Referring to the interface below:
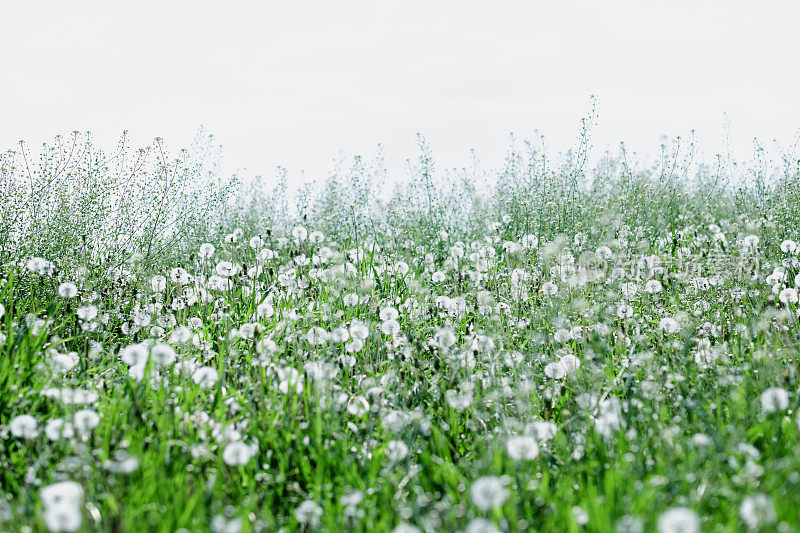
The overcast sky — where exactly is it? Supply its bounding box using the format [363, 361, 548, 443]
[1, 0, 798, 184]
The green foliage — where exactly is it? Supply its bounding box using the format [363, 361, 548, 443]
[0, 129, 237, 281]
[0, 127, 800, 531]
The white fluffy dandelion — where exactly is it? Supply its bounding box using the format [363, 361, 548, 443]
[222, 441, 257, 466]
[192, 366, 219, 388]
[305, 326, 329, 346]
[645, 279, 663, 294]
[385, 440, 409, 462]
[57, 282, 78, 298]
[739, 494, 776, 530]
[657, 507, 699, 533]
[198, 243, 216, 259]
[506, 435, 540, 460]
[470, 476, 509, 511]
[39, 481, 84, 532]
[294, 500, 322, 528]
[9, 414, 39, 439]
[760, 387, 789, 414]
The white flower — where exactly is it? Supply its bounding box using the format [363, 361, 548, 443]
[50, 352, 79, 373]
[615, 515, 644, 533]
[645, 279, 663, 294]
[305, 326, 329, 346]
[42, 502, 82, 532]
[617, 303, 634, 319]
[150, 275, 167, 292]
[465, 518, 500, 533]
[506, 435, 540, 460]
[294, 500, 322, 527]
[620, 282, 639, 299]
[385, 440, 409, 462]
[131, 310, 152, 327]
[192, 366, 219, 388]
[470, 476, 509, 511]
[554, 329, 573, 343]
[73, 409, 100, 436]
[382, 410, 411, 434]
[256, 301, 275, 319]
[170, 267, 192, 284]
[657, 507, 699, 533]
[211, 515, 243, 533]
[541, 281, 558, 296]
[120, 343, 149, 367]
[26, 257, 55, 276]
[198, 243, 215, 259]
[40, 481, 84, 510]
[348, 321, 369, 341]
[433, 327, 457, 348]
[256, 337, 278, 355]
[277, 367, 303, 395]
[544, 361, 566, 380]
[347, 395, 370, 416]
[780, 239, 797, 254]
[472, 334, 495, 353]
[596, 246, 613, 260]
[558, 354, 580, 374]
[691, 433, 712, 448]
[58, 282, 78, 298]
[525, 420, 557, 443]
[76, 305, 98, 321]
[345, 339, 363, 354]
[249, 235, 264, 250]
[445, 389, 473, 410]
[39, 481, 84, 532]
[778, 287, 798, 304]
[222, 441, 257, 466]
[572, 506, 589, 526]
[381, 319, 401, 336]
[330, 326, 350, 343]
[104, 450, 140, 475]
[169, 326, 193, 344]
[9, 414, 39, 439]
[258, 248, 275, 261]
[739, 494, 776, 530]
[760, 387, 789, 414]
[340, 490, 363, 507]
[379, 306, 399, 321]
[45, 419, 75, 441]
[659, 317, 681, 334]
[215, 261, 237, 277]
[150, 343, 177, 365]
[292, 226, 308, 243]
[595, 323, 611, 336]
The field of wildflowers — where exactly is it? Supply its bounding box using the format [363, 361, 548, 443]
[1, 129, 800, 532]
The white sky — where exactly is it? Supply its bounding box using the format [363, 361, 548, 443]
[1, 0, 799, 184]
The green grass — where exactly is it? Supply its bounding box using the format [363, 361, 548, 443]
[1, 131, 800, 532]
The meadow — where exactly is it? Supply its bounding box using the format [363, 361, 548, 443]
[1, 128, 800, 532]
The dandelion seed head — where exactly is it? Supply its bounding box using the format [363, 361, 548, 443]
[470, 476, 509, 511]
[58, 282, 78, 298]
[506, 435, 540, 460]
[657, 507, 699, 533]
